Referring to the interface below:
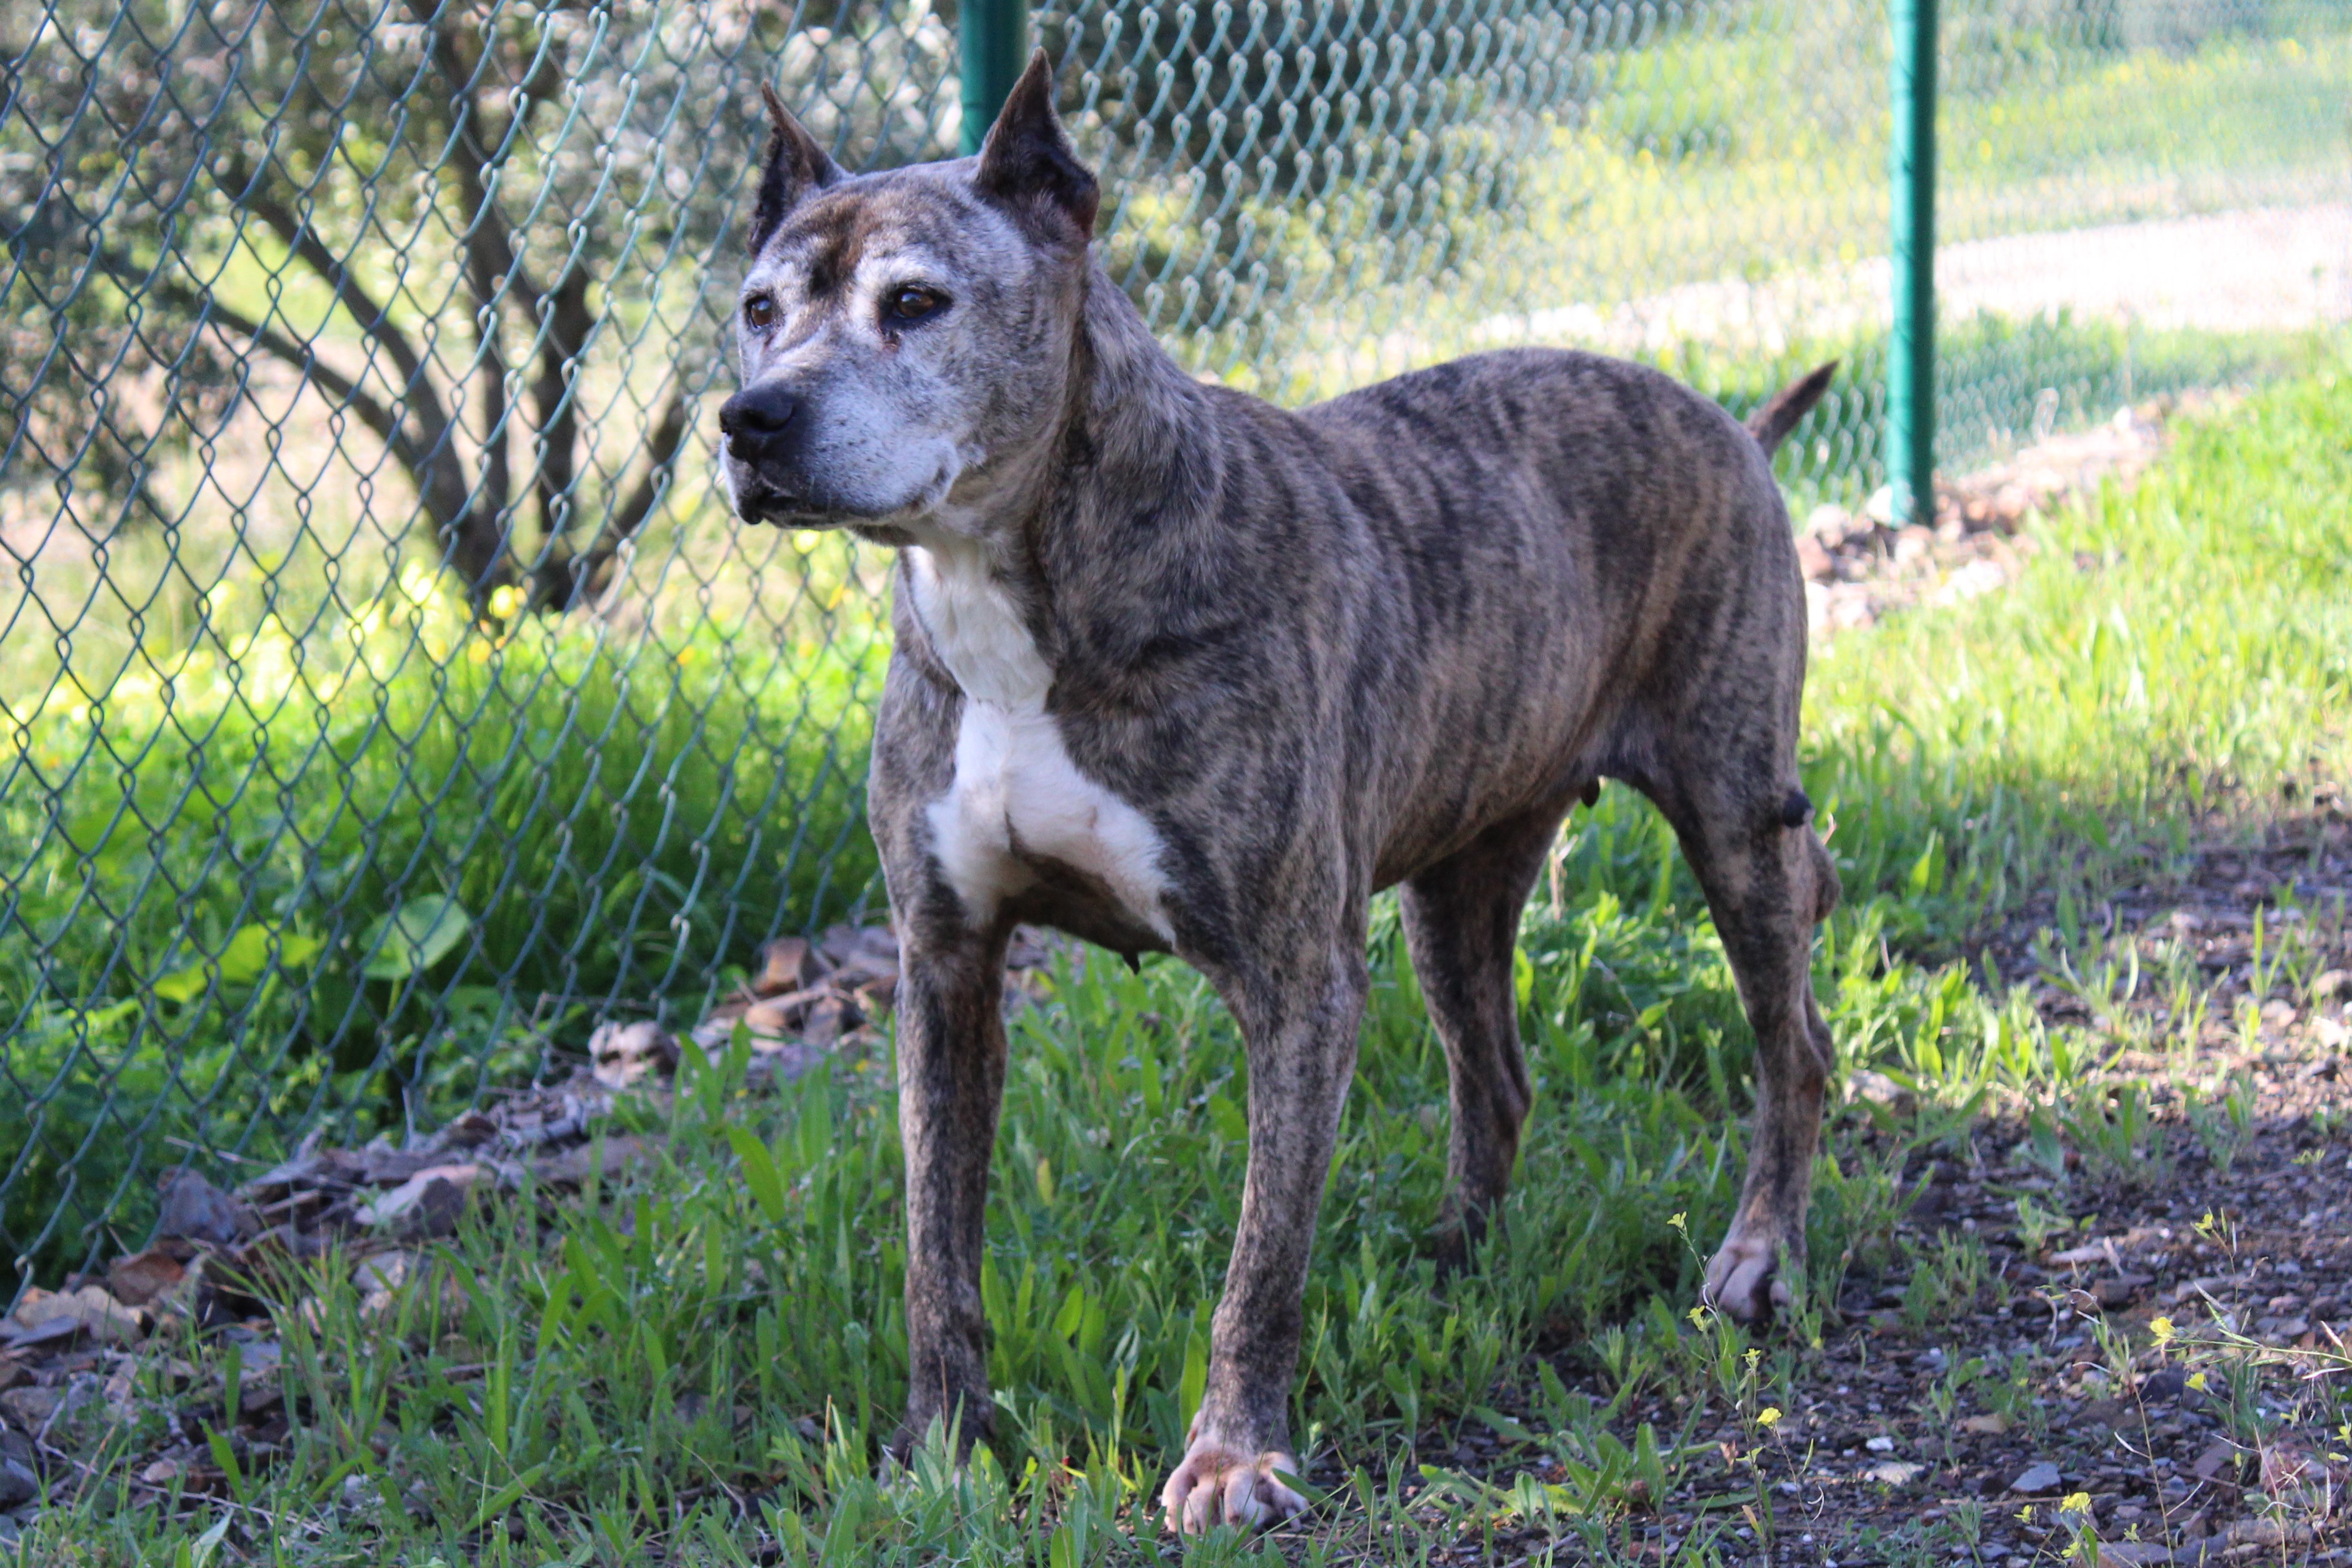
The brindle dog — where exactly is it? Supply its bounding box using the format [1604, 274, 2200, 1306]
[717, 54, 1841, 1534]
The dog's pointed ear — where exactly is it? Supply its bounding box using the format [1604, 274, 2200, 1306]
[974, 50, 1098, 242]
[748, 82, 841, 256]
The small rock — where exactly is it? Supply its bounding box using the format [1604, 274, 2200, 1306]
[1865, 1459, 1925, 1485]
[154, 1168, 257, 1244]
[2315, 1016, 2349, 1050]
[2223, 1517, 2307, 1549]
[1865, 1434, 1897, 1453]
[1960, 1412, 2010, 1435]
[2080, 1397, 2132, 1430]
[1845, 1068, 1916, 1115]
[2096, 1544, 2172, 1567]
[2191, 1439, 2237, 1482]
[2313, 968, 2349, 1001]
[2092, 1277, 2142, 1310]
[2260, 998, 2297, 1028]
[2138, 1367, 2186, 1403]
[0, 1457, 35, 1509]
[2009, 1460, 2063, 1494]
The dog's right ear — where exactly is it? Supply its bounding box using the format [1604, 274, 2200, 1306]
[748, 82, 841, 256]
[974, 50, 1098, 244]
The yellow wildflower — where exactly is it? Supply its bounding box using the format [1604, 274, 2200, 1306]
[2060, 1492, 2093, 1518]
[2149, 1316, 2175, 1344]
[1756, 1407, 1782, 1429]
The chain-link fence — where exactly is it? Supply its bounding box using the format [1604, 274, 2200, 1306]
[5, 0, 2348, 1295]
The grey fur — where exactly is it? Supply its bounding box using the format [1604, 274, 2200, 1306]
[717, 53, 1840, 1534]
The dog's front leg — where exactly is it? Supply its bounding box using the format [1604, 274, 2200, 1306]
[891, 924, 1011, 1461]
[1162, 944, 1368, 1534]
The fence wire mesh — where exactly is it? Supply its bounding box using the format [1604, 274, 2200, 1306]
[4, 0, 2348, 1293]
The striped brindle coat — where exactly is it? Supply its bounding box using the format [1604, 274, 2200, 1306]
[717, 54, 1842, 1534]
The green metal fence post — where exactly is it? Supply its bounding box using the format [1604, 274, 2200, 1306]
[1888, 0, 1936, 524]
[960, 0, 1029, 156]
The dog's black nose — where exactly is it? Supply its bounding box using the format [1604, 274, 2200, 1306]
[719, 382, 799, 459]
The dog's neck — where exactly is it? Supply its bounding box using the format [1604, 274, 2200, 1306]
[900, 262, 1217, 686]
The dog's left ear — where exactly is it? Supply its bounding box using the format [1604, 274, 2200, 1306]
[975, 50, 1098, 243]
[749, 82, 842, 256]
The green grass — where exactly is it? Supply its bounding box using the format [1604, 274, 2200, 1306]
[1179, 12, 2352, 408]
[18, 349, 2352, 1564]
[1, 579, 886, 1288]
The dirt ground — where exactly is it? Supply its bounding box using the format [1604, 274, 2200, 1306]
[1383, 804, 2352, 1566]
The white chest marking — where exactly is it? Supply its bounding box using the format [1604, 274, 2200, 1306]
[908, 541, 1174, 941]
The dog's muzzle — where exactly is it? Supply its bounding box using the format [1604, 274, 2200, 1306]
[718, 382, 821, 521]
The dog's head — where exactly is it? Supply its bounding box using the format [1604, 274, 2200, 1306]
[717, 52, 1098, 542]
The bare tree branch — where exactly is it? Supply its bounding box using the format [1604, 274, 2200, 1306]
[205, 159, 479, 545]
[112, 258, 452, 525]
[209, 158, 442, 415]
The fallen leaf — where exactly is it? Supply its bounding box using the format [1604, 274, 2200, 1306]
[107, 1249, 187, 1309]
[751, 936, 820, 993]
[1958, 1413, 2010, 1436]
[2049, 1240, 2118, 1267]
[531, 1134, 650, 1186]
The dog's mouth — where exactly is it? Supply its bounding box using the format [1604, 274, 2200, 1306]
[733, 483, 843, 529]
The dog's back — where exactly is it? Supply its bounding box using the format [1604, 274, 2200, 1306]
[1269, 348, 1813, 881]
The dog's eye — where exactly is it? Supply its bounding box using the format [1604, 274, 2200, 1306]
[886, 286, 945, 324]
[743, 296, 778, 330]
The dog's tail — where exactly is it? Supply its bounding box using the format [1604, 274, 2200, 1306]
[1744, 361, 1838, 455]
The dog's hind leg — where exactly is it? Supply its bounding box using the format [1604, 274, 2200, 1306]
[1399, 801, 1574, 1265]
[1643, 757, 1841, 1323]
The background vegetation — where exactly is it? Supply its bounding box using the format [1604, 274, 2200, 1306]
[20, 344, 2352, 1567]
[4, 0, 2347, 1310]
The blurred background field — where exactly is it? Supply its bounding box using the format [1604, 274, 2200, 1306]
[4, 0, 2350, 1293]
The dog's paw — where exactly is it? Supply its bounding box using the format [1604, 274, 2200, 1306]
[1160, 1437, 1306, 1535]
[1702, 1227, 1797, 1323]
